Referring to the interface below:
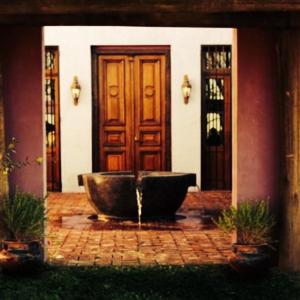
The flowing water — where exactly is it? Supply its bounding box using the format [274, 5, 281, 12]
[136, 187, 143, 228]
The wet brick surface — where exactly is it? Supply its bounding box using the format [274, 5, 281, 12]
[47, 192, 232, 266]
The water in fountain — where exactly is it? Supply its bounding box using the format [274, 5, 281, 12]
[136, 187, 143, 228]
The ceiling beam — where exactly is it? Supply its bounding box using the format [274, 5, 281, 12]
[0, 1, 298, 27]
[0, 12, 297, 28]
[1, 1, 300, 15]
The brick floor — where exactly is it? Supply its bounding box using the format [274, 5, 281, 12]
[47, 192, 232, 266]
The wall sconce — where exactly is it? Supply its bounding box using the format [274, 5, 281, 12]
[71, 76, 81, 105]
[181, 74, 192, 104]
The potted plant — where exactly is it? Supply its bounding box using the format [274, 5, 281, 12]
[0, 137, 44, 274]
[0, 190, 45, 273]
[214, 200, 276, 276]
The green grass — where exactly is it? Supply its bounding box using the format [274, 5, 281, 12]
[0, 264, 299, 300]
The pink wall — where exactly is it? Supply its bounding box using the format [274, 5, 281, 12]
[236, 29, 280, 208]
[1, 27, 44, 197]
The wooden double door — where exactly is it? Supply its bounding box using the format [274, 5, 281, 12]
[92, 46, 171, 173]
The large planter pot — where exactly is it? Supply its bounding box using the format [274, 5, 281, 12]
[0, 240, 43, 274]
[229, 244, 271, 277]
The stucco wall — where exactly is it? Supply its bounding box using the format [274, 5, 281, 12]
[236, 29, 280, 208]
[1, 27, 44, 197]
[44, 26, 232, 192]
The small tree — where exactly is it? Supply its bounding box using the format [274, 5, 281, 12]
[0, 137, 42, 175]
[0, 137, 43, 240]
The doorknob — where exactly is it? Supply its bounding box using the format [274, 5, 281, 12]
[134, 135, 140, 142]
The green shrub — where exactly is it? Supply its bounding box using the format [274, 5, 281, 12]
[214, 200, 276, 245]
[1, 190, 46, 241]
[0, 137, 43, 175]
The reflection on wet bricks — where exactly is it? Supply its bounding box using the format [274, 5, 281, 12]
[47, 192, 232, 266]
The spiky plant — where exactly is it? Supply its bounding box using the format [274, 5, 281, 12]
[215, 200, 276, 245]
[1, 190, 46, 241]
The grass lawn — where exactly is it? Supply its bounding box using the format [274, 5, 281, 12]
[0, 264, 299, 300]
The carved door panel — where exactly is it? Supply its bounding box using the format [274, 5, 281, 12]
[134, 55, 166, 171]
[98, 55, 132, 171]
[97, 50, 169, 172]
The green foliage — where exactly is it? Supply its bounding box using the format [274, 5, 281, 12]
[0, 265, 299, 300]
[215, 200, 276, 245]
[0, 137, 43, 175]
[1, 190, 46, 241]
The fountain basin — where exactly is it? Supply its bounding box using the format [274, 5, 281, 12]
[78, 171, 196, 218]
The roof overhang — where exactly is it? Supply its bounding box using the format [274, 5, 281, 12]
[0, 1, 300, 27]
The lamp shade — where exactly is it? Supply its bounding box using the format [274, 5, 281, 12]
[181, 75, 192, 104]
[71, 76, 81, 105]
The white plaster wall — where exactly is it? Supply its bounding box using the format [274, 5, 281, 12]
[44, 26, 232, 192]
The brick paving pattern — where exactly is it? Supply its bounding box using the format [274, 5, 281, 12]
[47, 192, 232, 266]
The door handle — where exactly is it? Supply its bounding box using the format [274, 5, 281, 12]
[134, 136, 140, 143]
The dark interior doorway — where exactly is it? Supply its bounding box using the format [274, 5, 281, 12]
[201, 45, 232, 190]
[45, 46, 61, 192]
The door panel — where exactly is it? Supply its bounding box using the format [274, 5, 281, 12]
[104, 61, 126, 124]
[134, 55, 166, 171]
[136, 58, 161, 124]
[98, 55, 132, 171]
[140, 131, 161, 146]
[140, 151, 161, 171]
[105, 151, 126, 171]
[95, 47, 170, 173]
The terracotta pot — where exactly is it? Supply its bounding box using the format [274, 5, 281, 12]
[229, 243, 271, 277]
[0, 240, 43, 274]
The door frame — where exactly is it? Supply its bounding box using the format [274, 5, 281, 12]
[91, 45, 171, 172]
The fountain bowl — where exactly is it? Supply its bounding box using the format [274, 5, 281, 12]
[78, 171, 196, 219]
